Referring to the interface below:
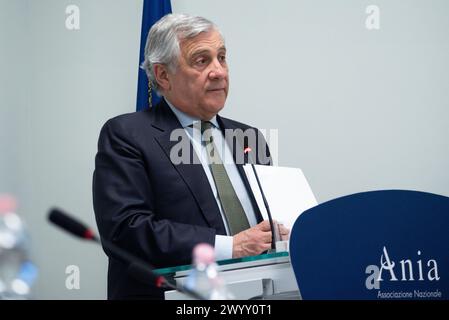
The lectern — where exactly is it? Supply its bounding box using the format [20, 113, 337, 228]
[155, 252, 300, 300]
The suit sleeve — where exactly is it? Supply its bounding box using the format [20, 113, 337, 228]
[92, 119, 216, 268]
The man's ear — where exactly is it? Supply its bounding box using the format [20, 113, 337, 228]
[153, 64, 170, 92]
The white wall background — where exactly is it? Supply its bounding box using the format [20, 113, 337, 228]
[1, 0, 448, 299]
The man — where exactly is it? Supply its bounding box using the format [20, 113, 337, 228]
[93, 13, 289, 299]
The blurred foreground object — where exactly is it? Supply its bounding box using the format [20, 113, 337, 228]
[185, 243, 234, 300]
[0, 195, 38, 299]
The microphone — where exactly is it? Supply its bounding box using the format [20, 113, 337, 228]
[48, 208, 98, 241]
[243, 147, 279, 250]
[47, 208, 206, 300]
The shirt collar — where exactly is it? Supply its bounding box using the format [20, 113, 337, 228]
[165, 98, 220, 129]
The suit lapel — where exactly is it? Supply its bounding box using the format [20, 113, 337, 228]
[152, 101, 226, 234]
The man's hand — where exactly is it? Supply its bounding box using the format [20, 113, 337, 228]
[232, 220, 272, 258]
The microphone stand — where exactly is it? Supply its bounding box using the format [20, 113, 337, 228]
[244, 148, 280, 251]
[100, 238, 207, 300]
[47, 209, 206, 300]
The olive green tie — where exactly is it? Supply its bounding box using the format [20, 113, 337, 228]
[201, 121, 250, 235]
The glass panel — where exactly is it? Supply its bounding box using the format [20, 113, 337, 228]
[153, 251, 289, 276]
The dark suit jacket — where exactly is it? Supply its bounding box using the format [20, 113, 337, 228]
[93, 99, 271, 299]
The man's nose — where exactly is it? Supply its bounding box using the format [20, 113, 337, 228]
[209, 59, 227, 79]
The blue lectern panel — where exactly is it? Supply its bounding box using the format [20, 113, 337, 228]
[289, 190, 449, 300]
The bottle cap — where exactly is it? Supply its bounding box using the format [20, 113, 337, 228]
[193, 243, 215, 265]
[0, 194, 17, 215]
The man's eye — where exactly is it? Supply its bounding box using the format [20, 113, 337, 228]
[219, 55, 226, 62]
[195, 58, 207, 65]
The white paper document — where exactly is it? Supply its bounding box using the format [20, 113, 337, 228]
[243, 165, 318, 230]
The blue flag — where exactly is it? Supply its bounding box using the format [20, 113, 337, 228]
[136, 0, 172, 111]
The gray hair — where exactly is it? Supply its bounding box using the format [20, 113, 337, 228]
[140, 14, 223, 94]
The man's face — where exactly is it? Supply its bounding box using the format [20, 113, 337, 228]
[165, 30, 229, 120]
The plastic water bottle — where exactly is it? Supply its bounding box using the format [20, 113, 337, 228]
[184, 243, 233, 300]
[0, 195, 38, 299]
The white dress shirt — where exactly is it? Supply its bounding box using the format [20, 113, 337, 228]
[165, 99, 258, 261]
